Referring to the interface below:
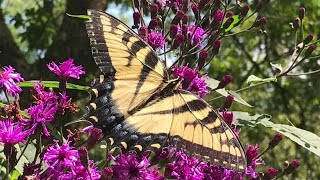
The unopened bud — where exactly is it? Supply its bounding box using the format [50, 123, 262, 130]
[139, 26, 148, 40]
[182, 14, 189, 24]
[223, 17, 234, 29]
[148, 19, 158, 31]
[78, 146, 89, 168]
[172, 34, 185, 49]
[262, 167, 278, 180]
[299, 7, 305, 20]
[169, 24, 178, 39]
[252, 17, 267, 27]
[241, 4, 250, 17]
[87, 128, 103, 149]
[303, 34, 314, 44]
[268, 133, 283, 148]
[305, 45, 316, 58]
[133, 12, 141, 29]
[293, 17, 300, 29]
[212, 40, 221, 56]
[198, 50, 208, 70]
[191, 3, 199, 18]
[150, 3, 159, 19]
[284, 160, 300, 175]
[226, 11, 234, 18]
[212, 10, 224, 30]
[172, 10, 184, 25]
[223, 95, 234, 110]
[101, 167, 113, 180]
[218, 75, 232, 89]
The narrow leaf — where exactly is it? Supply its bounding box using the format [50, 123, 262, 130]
[19, 81, 90, 91]
[270, 62, 283, 72]
[247, 75, 276, 84]
[205, 78, 252, 107]
[66, 13, 89, 19]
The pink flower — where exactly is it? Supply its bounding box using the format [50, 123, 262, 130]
[147, 29, 166, 50]
[47, 59, 85, 80]
[0, 66, 24, 96]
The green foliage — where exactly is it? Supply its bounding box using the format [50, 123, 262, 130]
[19, 81, 90, 91]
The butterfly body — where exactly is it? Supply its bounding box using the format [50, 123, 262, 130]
[84, 10, 247, 172]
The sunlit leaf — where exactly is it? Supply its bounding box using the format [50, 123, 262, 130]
[234, 111, 320, 157]
[270, 62, 283, 72]
[11, 170, 20, 180]
[66, 13, 89, 19]
[206, 78, 252, 107]
[247, 75, 276, 84]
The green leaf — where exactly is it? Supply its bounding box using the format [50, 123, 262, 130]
[11, 170, 20, 180]
[234, 111, 320, 157]
[19, 81, 90, 91]
[205, 78, 252, 107]
[270, 62, 283, 72]
[224, 15, 239, 32]
[247, 75, 276, 84]
[66, 13, 89, 19]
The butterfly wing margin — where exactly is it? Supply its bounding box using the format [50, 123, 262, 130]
[169, 90, 247, 172]
[85, 10, 168, 118]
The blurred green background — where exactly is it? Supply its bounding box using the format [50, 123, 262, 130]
[0, 0, 319, 179]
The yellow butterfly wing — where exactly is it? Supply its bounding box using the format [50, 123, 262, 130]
[84, 10, 247, 172]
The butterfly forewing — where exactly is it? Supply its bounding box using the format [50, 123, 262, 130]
[84, 10, 247, 172]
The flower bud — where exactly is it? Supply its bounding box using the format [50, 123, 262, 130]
[217, 75, 232, 89]
[172, 34, 185, 49]
[78, 146, 89, 168]
[150, 3, 159, 19]
[156, 0, 165, 15]
[241, 4, 250, 17]
[133, 12, 141, 29]
[212, 10, 224, 30]
[139, 26, 148, 40]
[148, 19, 158, 31]
[212, 39, 221, 56]
[303, 34, 314, 44]
[169, 24, 178, 39]
[223, 95, 234, 110]
[198, 50, 208, 70]
[101, 167, 113, 180]
[223, 17, 234, 29]
[165, 163, 174, 177]
[262, 167, 278, 180]
[87, 128, 103, 149]
[284, 159, 300, 175]
[304, 45, 316, 58]
[172, 10, 185, 25]
[252, 17, 267, 27]
[293, 17, 300, 29]
[299, 7, 305, 20]
[199, 0, 210, 10]
[182, 14, 189, 24]
[226, 11, 234, 18]
[268, 133, 283, 148]
[191, 3, 199, 18]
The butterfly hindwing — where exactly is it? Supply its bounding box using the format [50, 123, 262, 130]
[85, 10, 168, 119]
[170, 90, 247, 172]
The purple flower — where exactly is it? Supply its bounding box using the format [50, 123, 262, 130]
[165, 0, 183, 9]
[31, 80, 58, 104]
[47, 59, 85, 80]
[172, 65, 210, 98]
[87, 128, 103, 149]
[110, 151, 163, 179]
[0, 66, 24, 96]
[21, 102, 57, 136]
[43, 140, 79, 178]
[147, 29, 166, 50]
[222, 110, 234, 126]
[0, 120, 30, 144]
[59, 161, 101, 180]
[246, 144, 259, 162]
[188, 25, 207, 48]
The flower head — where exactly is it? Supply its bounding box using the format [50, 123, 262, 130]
[188, 25, 207, 48]
[0, 120, 30, 144]
[47, 59, 85, 80]
[21, 102, 57, 136]
[268, 133, 283, 148]
[246, 144, 259, 162]
[0, 66, 24, 96]
[147, 29, 166, 50]
[31, 80, 58, 104]
[222, 110, 234, 126]
[110, 151, 163, 179]
[43, 140, 79, 178]
[59, 161, 101, 180]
